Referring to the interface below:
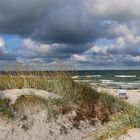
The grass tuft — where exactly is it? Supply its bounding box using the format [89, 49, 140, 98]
[0, 98, 13, 118]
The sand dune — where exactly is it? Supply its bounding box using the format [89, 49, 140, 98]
[0, 88, 101, 140]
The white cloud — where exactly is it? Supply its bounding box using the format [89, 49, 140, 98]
[109, 24, 140, 45]
[0, 37, 8, 54]
[131, 56, 140, 62]
[84, 0, 140, 19]
[20, 39, 50, 58]
[0, 37, 5, 47]
[71, 54, 88, 62]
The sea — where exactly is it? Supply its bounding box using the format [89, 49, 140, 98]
[72, 70, 140, 89]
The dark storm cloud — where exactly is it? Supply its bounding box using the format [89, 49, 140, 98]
[0, 0, 140, 44]
[0, 52, 16, 61]
[0, 0, 140, 68]
[0, 0, 109, 44]
[31, 11, 105, 44]
[0, 0, 61, 35]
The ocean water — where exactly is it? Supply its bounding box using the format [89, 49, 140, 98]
[72, 70, 140, 89]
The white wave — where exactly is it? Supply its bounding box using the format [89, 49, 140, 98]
[85, 75, 101, 78]
[71, 76, 79, 79]
[100, 79, 114, 84]
[72, 75, 101, 79]
[115, 75, 136, 78]
[74, 80, 92, 83]
[71, 75, 87, 79]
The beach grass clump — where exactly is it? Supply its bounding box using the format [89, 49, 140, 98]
[89, 95, 140, 140]
[0, 98, 13, 118]
[121, 105, 140, 128]
[12, 95, 48, 110]
[45, 74, 111, 124]
[98, 92, 133, 114]
[11, 95, 48, 119]
[73, 86, 110, 124]
[0, 76, 49, 90]
[0, 71, 75, 91]
[92, 120, 130, 140]
[12, 94, 72, 119]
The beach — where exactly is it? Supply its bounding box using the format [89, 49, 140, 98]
[98, 87, 140, 105]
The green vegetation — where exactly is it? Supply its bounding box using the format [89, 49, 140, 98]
[99, 92, 132, 113]
[12, 94, 71, 118]
[87, 94, 140, 140]
[0, 98, 13, 117]
[0, 72, 110, 124]
[0, 72, 140, 139]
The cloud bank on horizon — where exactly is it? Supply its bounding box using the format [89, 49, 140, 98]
[0, 0, 140, 70]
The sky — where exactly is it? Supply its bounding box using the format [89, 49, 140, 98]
[0, 0, 140, 70]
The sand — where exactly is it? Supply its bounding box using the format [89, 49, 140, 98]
[0, 88, 101, 140]
[0, 88, 60, 104]
[109, 128, 140, 140]
[97, 87, 140, 105]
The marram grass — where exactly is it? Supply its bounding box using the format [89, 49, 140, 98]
[1, 71, 140, 139]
